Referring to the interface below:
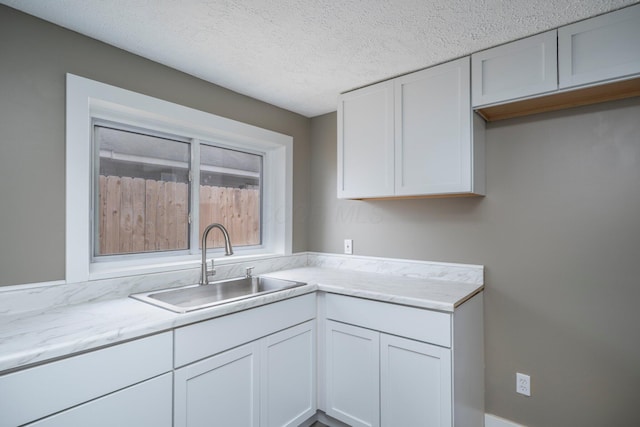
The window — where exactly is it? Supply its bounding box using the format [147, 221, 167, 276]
[94, 124, 191, 256]
[66, 74, 292, 283]
[93, 123, 264, 259]
[198, 144, 262, 249]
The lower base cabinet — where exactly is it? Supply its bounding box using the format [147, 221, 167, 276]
[174, 320, 316, 427]
[325, 320, 451, 427]
[27, 373, 173, 427]
[380, 334, 451, 427]
[2, 291, 481, 427]
[323, 293, 483, 427]
[325, 321, 380, 427]
[0, 332, 173, 427]
[261, 322, 317, 427]
[174, 342, 260, 427]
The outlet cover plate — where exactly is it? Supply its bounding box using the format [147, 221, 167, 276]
[516, 372, 531, 396]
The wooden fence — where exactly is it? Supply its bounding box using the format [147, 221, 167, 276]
[98, 175, 260, 255]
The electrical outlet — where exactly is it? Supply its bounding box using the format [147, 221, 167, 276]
[517, 373, 531, 396]
[344, 239, 353, 255]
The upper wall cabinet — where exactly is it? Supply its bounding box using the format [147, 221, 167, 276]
[338, 57, 485, 199]
[395, 57, 484, 196]
[474, 4, 640, 122]
[559, 4, 640, 89]
[472, 30, 558, 107]
[337, 81, 394, 199]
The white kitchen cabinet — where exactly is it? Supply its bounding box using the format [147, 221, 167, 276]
[559, 4, 640, 89]
[0, 332, 173, 427]
[175, 320, 317, 427]
[323, 293, 484, 427]
[27, 373, 172, 427]
[394, 57, 484, 196]
[472, 30, 558, 106]
[174, 294, 315, 368]
[337, 81, 395, 199]
[261, 321, 317, 427]
[337, 57, 485, 199]
[173, 295, 317, 427]
[325, 320, 380, 427]
[380, 334, 451, 427]
[325, 321, 452, 427]
[174, 342, 261, 427]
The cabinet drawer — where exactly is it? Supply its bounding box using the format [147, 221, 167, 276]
[325, 294, 451, 347]
[27, 373, 173, 427]
[0, 331, 172, 427]
[175, 294, 316, 367]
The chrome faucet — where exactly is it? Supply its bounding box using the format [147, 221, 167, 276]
[200, 223, 234, 285]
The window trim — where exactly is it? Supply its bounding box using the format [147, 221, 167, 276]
[66, 74, 292, 284]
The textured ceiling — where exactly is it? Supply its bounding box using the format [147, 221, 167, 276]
[2, 0, 639, 117]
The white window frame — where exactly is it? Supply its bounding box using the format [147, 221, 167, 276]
[66, 74, 292, 283]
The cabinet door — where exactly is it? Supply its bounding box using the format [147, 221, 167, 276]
[338, 81, 394, 199]
[0, 332, 172, 427]
[472, 30, 558, 106]
[26, 373, 172, 427]
[261, 320, 316, 427]
[559, 4, 640, 88]
[394, 57, 473, 196]
[380, 334, 452, 427]
[325, 320, 380, 427]
[174, 342, 260, 427]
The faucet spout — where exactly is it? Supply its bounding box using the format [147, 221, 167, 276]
[200, 223, 234, 285]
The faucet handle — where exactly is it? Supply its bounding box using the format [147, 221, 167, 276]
[245, 266, 255, 278]
[209, 260, 216, 277]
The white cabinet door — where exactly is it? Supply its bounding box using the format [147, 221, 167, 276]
[337, 81, 395, 199]
[0, 332, 172, 427]
[325, 320, 380, 427]
[27, 373, 172, 427]
[380, 334, 452, 427]
[472, 30, 558, 106]
[394, 57, 476, 196]
[261, 320, 316, 427]
[174, 342, 260, 427]
[559, 4, 640, 88]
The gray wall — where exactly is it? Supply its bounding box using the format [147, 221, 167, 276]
[310, 99, 640, 426]
[0, 6, 310, 286]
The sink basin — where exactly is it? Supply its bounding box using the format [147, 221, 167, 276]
[130, 276, 306, 313]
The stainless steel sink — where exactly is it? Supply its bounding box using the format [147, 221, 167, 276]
[130, 276, 306, 313]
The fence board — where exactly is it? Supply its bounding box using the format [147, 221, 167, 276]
[105, 176, 121, 255]
[100, 176, 258, 255]
[132, 178, 146, 252]
[145, 179, 157, 252]
[176, 182, 188, 250]
[156, 181, 167, 250]
[165, 181, 177, 250]
[99, 176, 107, 255]
[119, 177, 133, 253]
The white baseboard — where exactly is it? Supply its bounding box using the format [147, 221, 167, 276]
[485, 413, 526, 427]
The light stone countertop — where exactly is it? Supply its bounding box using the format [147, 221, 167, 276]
[264, 267, 483, 311]
[0, 256, 483, 374]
